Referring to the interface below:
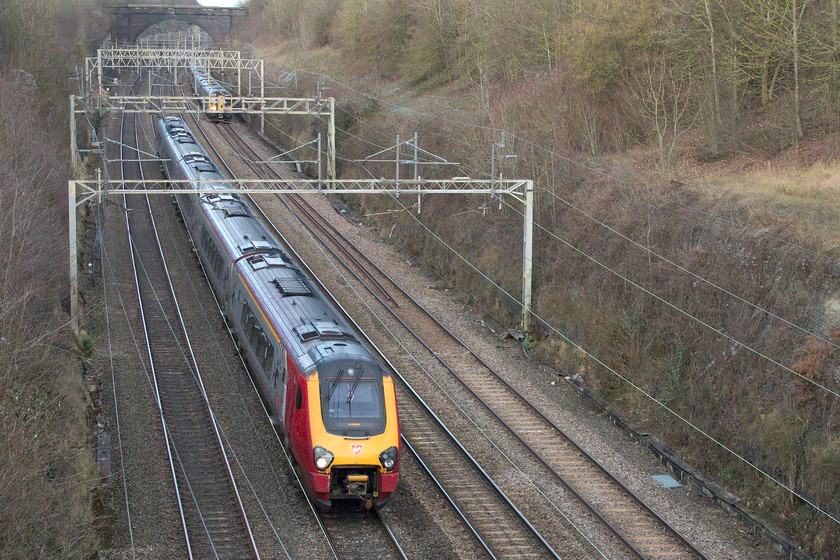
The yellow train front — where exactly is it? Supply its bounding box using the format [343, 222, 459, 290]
[286, 349, 400, 510]
[154, 114, 398, 512]
[204, 89, 231, 122]
[190, 63, 232, 122]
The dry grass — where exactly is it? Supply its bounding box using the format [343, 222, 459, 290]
[702, 160, 840, 206]
[0, 2, 103, 556]
[689, 160, 840, 255]
[238, 17, 840, 557]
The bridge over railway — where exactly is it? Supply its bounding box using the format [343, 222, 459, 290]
[110, 4, 247, 44]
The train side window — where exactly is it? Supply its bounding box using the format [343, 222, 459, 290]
[245, 314, 256, 340]
[256, 332, 267, 363]
[241, 303, 250, 326]
[250, 325, 261, 349]
[264, 343, 274, 369]
[278, 349, 287, 383]
[295, 385, 302, 410]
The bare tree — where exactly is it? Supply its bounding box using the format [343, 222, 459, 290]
[790, 0, 808, 139]
[627, 54, 698, 177]
[738, 0, 812, 139]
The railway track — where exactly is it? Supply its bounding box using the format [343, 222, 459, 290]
[163, 76, 413, 560]
[318, 508, 407, 560]
[207, 120, 712, 560]
[116, 73, 259, 559]
[177, 114, 558, 559]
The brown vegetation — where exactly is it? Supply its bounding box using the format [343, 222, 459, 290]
[239, 0, 840, 556]
[0, 0, 105, 557]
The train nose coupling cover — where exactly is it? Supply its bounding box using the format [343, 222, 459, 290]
[346, 474, 369, 495]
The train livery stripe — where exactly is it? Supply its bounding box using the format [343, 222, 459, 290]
[238, 272, 283, 347]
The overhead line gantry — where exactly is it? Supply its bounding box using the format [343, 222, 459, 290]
[69, 43, 536, 341]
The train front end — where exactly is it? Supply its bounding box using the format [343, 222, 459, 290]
[299, 352, 400, 510]
[205, 89, 231, 122]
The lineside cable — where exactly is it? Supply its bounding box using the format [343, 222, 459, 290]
[386, 191, 840, 526]
[302, 112, 840, 388]
[282, 186, 611, 559]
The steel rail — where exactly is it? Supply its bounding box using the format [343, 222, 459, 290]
[169, 79, 340, 560]
[220, 122, 710, 560]
[117, 74, 194, 559]
[206, 120, 561, 560]
[295, 210, 710, 559]
[398, 436, 495, 559]
[300, 209, 709, 558]
[144, 72, 261, 560]
[174, 80, 402, 560]
[214, 123, 399, 309]
[129, 77, 219, 560]
[185, 105, 406, 560]
[117, 71, 259, 559]
[242, 181, 558, 559]
[150, 83, 325, 560]
[173, 97, 539, 557]
[253, 191, 561, 559]
[172, 102, 343, 560]
[317, 508, 408, 560]
[374, 508, 410, 560]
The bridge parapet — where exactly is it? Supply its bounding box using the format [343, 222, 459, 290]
[110, 5, 247, 44]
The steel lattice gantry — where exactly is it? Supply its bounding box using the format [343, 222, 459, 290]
[70, 92, 336, 181]
[68, 178, 535, 334]
[85, 47, 262, 97]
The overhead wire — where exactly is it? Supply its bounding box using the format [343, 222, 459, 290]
[137, 101, 294, 557]
[304, 103, 840, 367]
[279, 180, 611, 559]
[535, 185, 840, 351]
[259, 65, 840, 522]
[170, 73, 338, 556]
[171, 75, 303, 554]
[383, 190, 840, 527]
[121, 81, 221, 556]
[96, 72, 265, 558]
[99, 207, 137, 560]
[266, 84, 840, 523]
[497, 195, 840, 398]
[282, 69, 840, 264]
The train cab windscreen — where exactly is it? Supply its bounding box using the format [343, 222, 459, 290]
[320, 363, 386, 437]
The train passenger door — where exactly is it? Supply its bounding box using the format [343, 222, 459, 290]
[274, 347, 288, 425]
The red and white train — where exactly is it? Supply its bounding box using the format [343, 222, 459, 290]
[155, 116, 400, 509]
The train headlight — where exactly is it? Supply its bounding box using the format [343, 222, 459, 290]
[379, 446, 398, 472]
[313, 446, 334, 471]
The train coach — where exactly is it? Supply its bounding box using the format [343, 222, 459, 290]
[155, 115, 400, 509]
[189, 62, 232, 122]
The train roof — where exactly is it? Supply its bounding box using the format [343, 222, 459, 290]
[155, 116, 374, 374]
[157, 117, 206, 162]
[190, 63, 231, 96]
